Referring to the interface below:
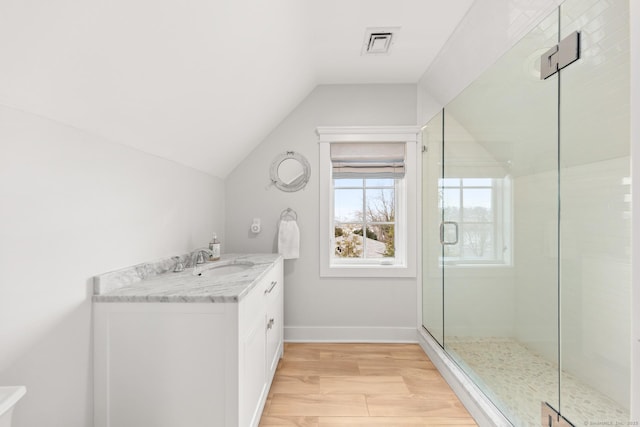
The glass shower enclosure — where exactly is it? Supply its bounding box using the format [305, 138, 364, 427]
[421, 1, 631, 426]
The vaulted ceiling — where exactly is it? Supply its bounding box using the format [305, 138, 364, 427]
[0, 0, 473, 178]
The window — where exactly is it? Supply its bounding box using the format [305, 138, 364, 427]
[440, 177, 511, 265]
[334, 177, 398, 261]
[317, 126, 418, 278]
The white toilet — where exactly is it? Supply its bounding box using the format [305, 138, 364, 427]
[0, 387, 26, 427]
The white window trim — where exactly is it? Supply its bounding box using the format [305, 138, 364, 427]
[317, 126, 419, 278]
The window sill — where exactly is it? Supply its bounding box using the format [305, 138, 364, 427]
[321, 263, 416, 278]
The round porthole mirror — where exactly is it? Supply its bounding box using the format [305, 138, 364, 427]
[270, 151, 310, 192]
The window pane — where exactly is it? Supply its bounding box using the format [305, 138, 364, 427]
[334, 224, 363, 258]
[462, 178, 492, 187]
[442, 188, 460, 222]
[440, 178, 460, 187]
[367, 224, 395, 258]
[443, 238, 461, 258]
[461, 223, 494, 259]
[334, 178, 363, 188]
[462, 188, 492, 222]
[366, 188, 395, 222]
[365, 178, 394, 187]
[335, 189, 363, 222]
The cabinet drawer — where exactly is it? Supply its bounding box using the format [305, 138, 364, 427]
[261, 260, 282, 302]
[238, 260, 282, 335]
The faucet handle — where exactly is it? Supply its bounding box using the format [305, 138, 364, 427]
[173, 256, 185, 272]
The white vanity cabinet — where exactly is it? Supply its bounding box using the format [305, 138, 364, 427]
[237, 259, 283, 426]
[93, 257, 283, 427]
[264, 271, 283, 376]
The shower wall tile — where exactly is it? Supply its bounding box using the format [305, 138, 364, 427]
[560, 158, 631, 410]
[560, 0, 631, 413]
[514, 156, 631, 411]
[513, 170, 558, 362]
[443, 275, 516, 338]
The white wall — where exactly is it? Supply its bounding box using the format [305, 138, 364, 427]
[0, 105, 225, 427]
[225, 84, 418, 342]
[631, 0, 640, 420]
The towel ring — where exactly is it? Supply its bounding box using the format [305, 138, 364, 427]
[280, 208, 297, 221]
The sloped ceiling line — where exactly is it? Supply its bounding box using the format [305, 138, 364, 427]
[0, 0, 473, 178]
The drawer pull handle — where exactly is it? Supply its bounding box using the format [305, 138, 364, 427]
[264, 281, 277, 295]
[266, 318, 275, 330]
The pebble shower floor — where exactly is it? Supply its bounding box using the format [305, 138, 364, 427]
[446, 338, 629, 427]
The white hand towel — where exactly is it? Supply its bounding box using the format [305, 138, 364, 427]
[278, 219, 300, 259]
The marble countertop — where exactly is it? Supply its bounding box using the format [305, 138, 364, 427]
[93, 253, 282, 303]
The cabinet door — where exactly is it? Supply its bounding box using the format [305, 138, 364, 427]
[238, 259, 283, 426]
[239, 309, 266, 427]
[94, 303, 231, 427]
[264, 260, 284, 378]
[265, 281, 282, 376]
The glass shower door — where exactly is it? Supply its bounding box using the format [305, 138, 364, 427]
[422, 111, 444, 346]
[558, 0, 631, 424]
[441, 9, 561, 426]
[421, 2, 633, 425]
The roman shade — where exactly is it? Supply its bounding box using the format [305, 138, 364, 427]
[330, 142, 406, 179]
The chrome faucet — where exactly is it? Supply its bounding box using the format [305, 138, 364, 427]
[190, 248, 214, 267]
[173, 249, 215, 273]
[172, 256, 185, 272]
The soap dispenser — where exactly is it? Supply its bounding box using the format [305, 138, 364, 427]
[209, 233, 221, 261]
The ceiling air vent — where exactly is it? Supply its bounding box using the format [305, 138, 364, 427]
[361, 27, 400, 55]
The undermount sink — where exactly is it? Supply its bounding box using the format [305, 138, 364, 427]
[0, 386, 26, 427]
[194, 262, 254, 277]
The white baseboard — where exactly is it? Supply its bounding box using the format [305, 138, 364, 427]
[284, 326, 418, 343]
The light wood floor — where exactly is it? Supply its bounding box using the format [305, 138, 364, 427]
[259, 343, 478, 427]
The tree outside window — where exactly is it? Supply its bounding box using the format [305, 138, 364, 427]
[333, 179, 396, 260]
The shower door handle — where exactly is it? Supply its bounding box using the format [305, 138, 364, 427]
[439, 221, 459, 245]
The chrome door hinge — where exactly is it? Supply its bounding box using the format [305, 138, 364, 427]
[541, 402, 575, 427]
[540, 31, 580, 79]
